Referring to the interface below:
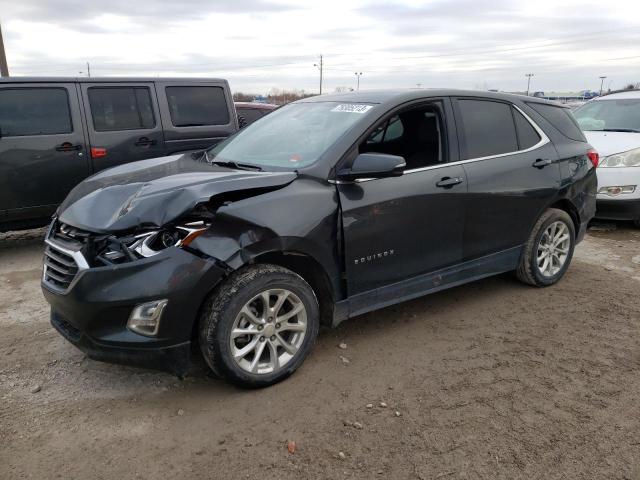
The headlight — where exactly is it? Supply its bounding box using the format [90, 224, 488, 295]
[100, 222, 209, 263]
[599, 147, 640, 168]
[130, 223, 209, 258]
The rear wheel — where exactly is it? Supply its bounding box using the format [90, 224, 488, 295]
[634, 219, 640, 229]
[517, 208, 576, 287]
[199, 264, 319, 388]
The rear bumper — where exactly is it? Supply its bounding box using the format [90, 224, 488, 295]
[595, 198, 640, 221]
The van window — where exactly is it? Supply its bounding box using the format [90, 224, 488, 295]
[0, 88, 72, 136]
[88, 87, 155, 132]
[526, 102, 586, 142]
[458, 99, 518, 159]
[166, 86, 230, 127]
[513, 108, 541, 149]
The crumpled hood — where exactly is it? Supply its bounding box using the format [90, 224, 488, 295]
[58, 154, 297, 233]
[583, 131, 640, 157]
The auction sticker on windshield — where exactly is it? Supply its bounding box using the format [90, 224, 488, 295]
[331, 104, 373, 113]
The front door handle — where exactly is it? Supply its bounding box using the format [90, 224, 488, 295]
[532, 158, 553, 168]
[55, 142, 83, 152]
[436, 176, 463, 188]
[134, 137, 157, 147]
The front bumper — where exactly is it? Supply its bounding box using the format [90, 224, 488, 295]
[42, 246, 228, 376]
[595, 198, 640, 221]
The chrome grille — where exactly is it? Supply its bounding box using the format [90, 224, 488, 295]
[43, 239, 88, 292]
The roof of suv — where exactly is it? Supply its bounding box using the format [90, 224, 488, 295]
[0, 76, 227, 84]
[299, 88, 564, 107]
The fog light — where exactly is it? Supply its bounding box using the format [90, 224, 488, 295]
[127, 299, 168, 337]
[598, 185, 636, 196]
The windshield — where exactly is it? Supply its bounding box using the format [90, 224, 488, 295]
[207, 102, 374, 169]
[573, 99, 640, 132]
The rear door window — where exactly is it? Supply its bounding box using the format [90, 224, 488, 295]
[0, 87, 72, 136]
[512, 108, 541, 149]
[88, 87, 155, 131]
[166, 86, 230, 127]
[526, 102, 586, 142]
[458, 99, 518, 159]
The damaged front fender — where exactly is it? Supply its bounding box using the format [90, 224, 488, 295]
[188, 177, 343, 299]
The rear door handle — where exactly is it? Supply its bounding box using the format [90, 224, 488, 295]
[532, 158, 553, 168]
[55, 142, 83, 152]
[436, 176, 464, 188]
[134, 137, 157, 147]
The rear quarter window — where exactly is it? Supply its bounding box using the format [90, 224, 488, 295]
[526, 102, 586, 142]
[166, 86, 230, 127]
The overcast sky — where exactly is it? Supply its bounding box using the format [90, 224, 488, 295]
[1, 0, 639, 94]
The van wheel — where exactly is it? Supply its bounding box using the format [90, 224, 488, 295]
[516, 208, 576, 287]
[199, 264, 319, 388]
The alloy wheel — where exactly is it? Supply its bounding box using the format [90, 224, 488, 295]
[229, 289, 307, 375]
[536, 221, 571, 278]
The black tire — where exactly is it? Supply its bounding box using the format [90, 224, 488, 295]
[199, 264, 319, 388]
[634, 219, 640, 229]
[516, 208, 576, 287]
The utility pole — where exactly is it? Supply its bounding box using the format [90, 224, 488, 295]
[525, 73, 534, 96]
[0, 23, 9, 77]
[314, 55, 323, 95]
[599, 76, 607, 96]
[86, 62, 91, 78]
[355, 72, 362, 91]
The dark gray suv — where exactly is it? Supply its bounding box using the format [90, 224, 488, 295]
[0, 77, 238, 232]
[42, 89, 598, 388]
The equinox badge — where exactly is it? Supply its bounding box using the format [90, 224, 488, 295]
[354, 249, 395, 265]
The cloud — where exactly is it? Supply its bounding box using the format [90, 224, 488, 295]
[1, 0, 639, 93]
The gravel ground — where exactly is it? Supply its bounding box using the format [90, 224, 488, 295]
[1, 223, 639, 479]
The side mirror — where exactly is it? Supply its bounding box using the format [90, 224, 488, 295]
[337, 153, 406, 181]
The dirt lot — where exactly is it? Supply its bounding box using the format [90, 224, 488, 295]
[1, 224, 639, 480]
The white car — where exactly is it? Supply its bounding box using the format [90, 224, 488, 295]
[574, 90, 640, 227]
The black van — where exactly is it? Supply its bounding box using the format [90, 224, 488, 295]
[0, 77, 238, 232]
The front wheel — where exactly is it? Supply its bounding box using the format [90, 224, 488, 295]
[199, 264, 319, 388]
[516, 208, 576, 287]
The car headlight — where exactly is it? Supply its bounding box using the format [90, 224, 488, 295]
[129, 223, 209, 258]
[599, 147, 640, 168]
[100, 222, 209, 263]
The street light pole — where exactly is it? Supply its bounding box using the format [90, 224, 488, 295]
[525, 73, 534, 96]
[0, 23, 9, 77]
[355, 72, 362, 91]
[599, 76, 607, 96]
[313, 55, 323, 95]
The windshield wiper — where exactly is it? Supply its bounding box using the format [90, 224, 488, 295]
[600, 128, 640, 133]
[211, 160, 263, 171]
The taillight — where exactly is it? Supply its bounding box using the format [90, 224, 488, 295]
[91, 147, 107, 159]
[587, 149, 599, 168]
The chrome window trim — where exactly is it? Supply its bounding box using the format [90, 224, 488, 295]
[329, 104, 550, 184]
